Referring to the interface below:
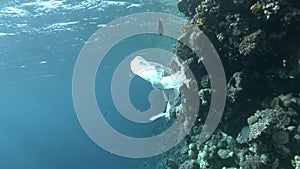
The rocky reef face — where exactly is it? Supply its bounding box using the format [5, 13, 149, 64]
[163, 0, 300, 168]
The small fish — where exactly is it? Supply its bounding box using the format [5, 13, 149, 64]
[157, 18, 163, 35]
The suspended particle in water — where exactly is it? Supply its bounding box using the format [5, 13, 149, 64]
[157, 18, 163, 35]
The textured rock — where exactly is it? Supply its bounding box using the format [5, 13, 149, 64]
[272, 131, 289, 145]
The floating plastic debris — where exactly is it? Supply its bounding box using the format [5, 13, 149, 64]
[130, 56, 190, 121]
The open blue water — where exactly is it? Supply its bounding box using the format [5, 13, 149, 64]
[0, 0, 182, 168]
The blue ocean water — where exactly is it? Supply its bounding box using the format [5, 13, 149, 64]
[0, 0, 182, 168]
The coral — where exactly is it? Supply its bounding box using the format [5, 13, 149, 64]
[196, 131, 237, 168]
[165, 158, 179, 169]
[217, 149, 234, 159]
[198, 88, 211, 105]
[162, 0, 300, 168]
[226, 72, 243, 103]
[248, 109, 273, 140]
[250, 0, 280, 19]
[179, 160, 200, 169]
[247, 105, 292, 141]
[238, 29, 265, 56]
[250, 3, 263, 15]
[196, 17, 206, 26]
[239, 155, 262, 169]
[164, 92, 300, 168]
[247, 116, 258, 125]
[292, 155, 300, 169]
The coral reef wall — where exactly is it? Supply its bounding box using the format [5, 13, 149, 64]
[163, 0, 300, 168]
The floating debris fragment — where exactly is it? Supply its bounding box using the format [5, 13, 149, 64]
[157, 18, 163, 35]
